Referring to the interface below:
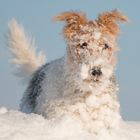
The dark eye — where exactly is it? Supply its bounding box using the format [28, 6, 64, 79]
[103, 44, 110, 50]
[80, 42, 88, 49]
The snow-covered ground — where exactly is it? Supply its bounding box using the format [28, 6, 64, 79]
[0, 107, 140, 140]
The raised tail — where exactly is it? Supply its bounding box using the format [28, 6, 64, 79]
[7, 19, 46, 82]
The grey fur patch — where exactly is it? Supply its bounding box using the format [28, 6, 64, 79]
[25, 63, 49, 110]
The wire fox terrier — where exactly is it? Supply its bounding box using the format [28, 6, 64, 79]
[7, 10, 127, 133]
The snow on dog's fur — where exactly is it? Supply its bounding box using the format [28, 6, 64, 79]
[7, 10, 128, 133]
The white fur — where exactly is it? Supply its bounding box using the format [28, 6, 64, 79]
[81, 64, 89, 79]
[93, 31, 101, 40]
[7, 19, 46, 82]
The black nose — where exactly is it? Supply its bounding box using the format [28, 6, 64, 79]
[91, 68, 102, 76]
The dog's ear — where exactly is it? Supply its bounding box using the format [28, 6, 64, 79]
[55, 11, 87, 25]
[54, 11, 87, 38]
[96, 9, 128, 36]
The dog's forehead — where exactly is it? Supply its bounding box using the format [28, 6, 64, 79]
[72, 24, 102, 42]
[80, 24, 101, 39]
[67, 21, 116, 46]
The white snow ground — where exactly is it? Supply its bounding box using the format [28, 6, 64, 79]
[0, 107, 140, 140]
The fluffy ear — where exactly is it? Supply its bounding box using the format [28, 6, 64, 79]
[55, 11, 87, 25]
[54, 11, 87, 38]
[96, 9, 128, 35]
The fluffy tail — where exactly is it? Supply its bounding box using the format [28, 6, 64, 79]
[7, 19, 46, 82]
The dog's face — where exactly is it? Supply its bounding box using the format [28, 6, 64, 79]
[55, 10, 127, 82]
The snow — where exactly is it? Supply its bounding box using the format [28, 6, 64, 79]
[92, 31, 101, 40]
[0, 107, 140, 140]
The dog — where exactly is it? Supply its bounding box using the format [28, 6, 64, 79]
[7, 10, 127, 133]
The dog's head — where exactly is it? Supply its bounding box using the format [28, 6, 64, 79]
[55, 10, 127, 82]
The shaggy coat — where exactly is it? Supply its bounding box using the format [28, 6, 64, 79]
[7, 10, 127, 133]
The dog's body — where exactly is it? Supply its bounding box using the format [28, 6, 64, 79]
[7, 10, 127, 133]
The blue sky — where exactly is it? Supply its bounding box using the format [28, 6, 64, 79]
[0, 0, 140, 121]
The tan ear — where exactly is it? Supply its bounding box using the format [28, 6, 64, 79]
[97, 9, 128, 35]
[55, 11, 87, 25]
[54, 11, 87, 38]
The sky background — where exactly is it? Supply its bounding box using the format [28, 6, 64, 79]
[0, 0, 140, 121]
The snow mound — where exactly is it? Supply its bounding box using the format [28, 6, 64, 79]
[0, 107, 140, 140]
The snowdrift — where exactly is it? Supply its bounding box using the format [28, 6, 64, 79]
[0, 107, 140, 140]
